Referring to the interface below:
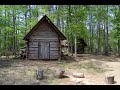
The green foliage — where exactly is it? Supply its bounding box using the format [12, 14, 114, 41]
[0, 5, 119, 55]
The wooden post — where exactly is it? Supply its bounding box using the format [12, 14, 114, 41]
[55, 68, 65, 78]
[36, 69, 43, 80]
[59, 40, 62, 60]
[105, 75, 114, 84]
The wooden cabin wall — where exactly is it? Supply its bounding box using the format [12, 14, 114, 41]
[28, 21, 60, 59]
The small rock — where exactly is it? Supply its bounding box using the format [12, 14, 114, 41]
[73, 73, 85, 78]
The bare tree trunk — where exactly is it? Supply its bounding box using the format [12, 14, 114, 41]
[24, 6, 27, 34]
[98, 23, 101, 53]
[118, 39, 120, 56]
[104, 6, 109, 56]
[89, 23, 92, 53]
[4, 6, 7, 51]
[0, 26, 2, 51]
[68, 33, 70, 54]
[74, 30, 77, 58]
[68, 5, 73, 56]
[118, 5, 120, 56]
[13, 10, 16, 55]
[88, 5, 94, 54]
[28, 5, 32, 29]
[71, 33, 73, 56]
[56, 5, 61, 30]
[96, 22, 100, 54]
[91, 24, 94, 53]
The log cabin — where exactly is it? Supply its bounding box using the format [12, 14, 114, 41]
[61, 38, 87, 54]
[23, 15, 66, 60]
[77, 38, 87, 54]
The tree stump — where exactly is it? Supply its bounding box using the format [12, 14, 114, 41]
[36, 69, 43, 80]
[55, 68, 65, 78]
[105, 75, 114, 84]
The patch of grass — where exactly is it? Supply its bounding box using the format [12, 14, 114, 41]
[47, 77, 58, 84]
[78, 62, 105, 73]
[44, 67, 55, 74]
[54, 60, 68, 68]
[66, 62, 105, 73]
[55, 60, 67, 64]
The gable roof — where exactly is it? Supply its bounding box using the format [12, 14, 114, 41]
[79, 38, 87, 46]
[23, 15, 66, 40]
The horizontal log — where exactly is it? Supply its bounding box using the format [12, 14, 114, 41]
[50, 48, 59, 51]
[29, 39, 59, 42]
[32, 31, 57, 35]
[29, 46, 38, 48]
[29, 50, 38, 54]
[50, 55, 59, 59]
[50, 51, 59, 56]
[73, 73, 85, 78]
[29, 48, 38, 51]
[29, 54, 38, 59]
[50, 42, 59, 47]
[31, 34, 58, 38]
[29, 42, 38, 47]
[30, 38, 58, 40]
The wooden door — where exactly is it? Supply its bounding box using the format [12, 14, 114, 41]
[39, 42, 50, 59]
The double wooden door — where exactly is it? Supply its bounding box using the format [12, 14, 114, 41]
[39, 42, 50, 59]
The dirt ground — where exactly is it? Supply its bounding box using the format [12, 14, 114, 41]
[0, 54, 120, 85]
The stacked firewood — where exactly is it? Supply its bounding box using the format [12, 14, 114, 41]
[19, 48, 27, 59]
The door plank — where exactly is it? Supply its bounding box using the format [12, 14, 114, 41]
[39, 42, 50, 59]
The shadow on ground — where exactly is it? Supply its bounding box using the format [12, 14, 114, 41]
[0, 60, 13, 68]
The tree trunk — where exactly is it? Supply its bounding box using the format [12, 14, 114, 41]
[74, 30, 77, 58]
[91, 24, 94, 53]
[28, 5, 32, 29]
[89, 22, 92, 53]
[104, 6, 109, 56]
[13, 10, 16, 55]
[24, 6, 28, 34]
[71, 33, 73, 56]
[118, 5, 120, 56]
[0, 26, 2, 51]
[96, 22, 100, 54]
[89, 6, 92, 54]
[68, 5, 73, 55]
[118, 40, 120, 56]
[4, 6, 7, 51]
[56, 6, 61, 30]
[68, 33, 70, 54]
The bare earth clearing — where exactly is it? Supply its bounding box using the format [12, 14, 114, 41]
[0, 54, 120, 85]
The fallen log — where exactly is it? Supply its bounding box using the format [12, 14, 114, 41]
[73, 73, 85, 78]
